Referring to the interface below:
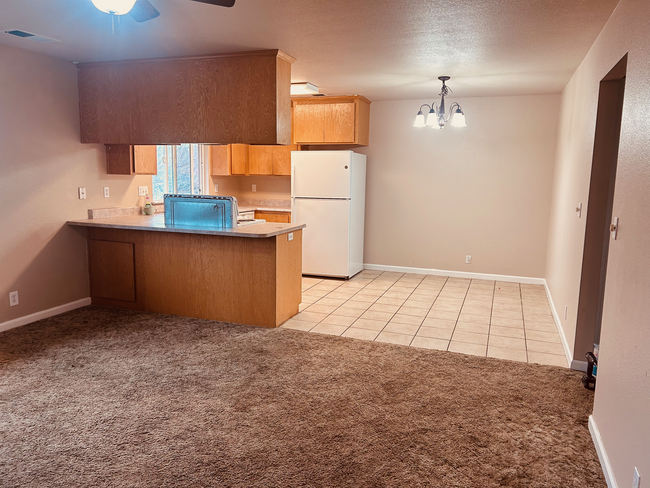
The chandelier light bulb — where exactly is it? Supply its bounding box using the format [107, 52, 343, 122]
[91, 0, 137, 15]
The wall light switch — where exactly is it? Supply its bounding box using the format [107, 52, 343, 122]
[576, 203, 582, 218]
[78, 187, 86, 200]
[214, 184, 218, 193]
[465, 255, 472, 264]
[252, 184, 257, 192]
[103, 186, 110, 198]
[9, 291, 19, 307]
[138, 186, 148, 197]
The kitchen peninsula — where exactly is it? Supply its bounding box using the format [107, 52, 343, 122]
[68, 214, 304, 328]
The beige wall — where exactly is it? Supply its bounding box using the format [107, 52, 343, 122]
[355, 95, 560, 278]
[545, 0, 650, 484]
[0, 44, 151, 325]
[210, 174, 290, 202]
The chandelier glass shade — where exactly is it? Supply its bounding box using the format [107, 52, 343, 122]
[414, 76, 466, 129]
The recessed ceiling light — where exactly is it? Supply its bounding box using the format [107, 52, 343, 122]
[291, 82, 319, 96]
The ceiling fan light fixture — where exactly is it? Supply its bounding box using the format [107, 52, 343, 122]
[291, 82, 319, 96]
[91, 0, 138, 15]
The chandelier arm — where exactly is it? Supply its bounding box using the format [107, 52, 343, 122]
[447, 102, 462, 120]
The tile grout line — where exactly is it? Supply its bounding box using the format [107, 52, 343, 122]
[446, 279, 474, 353]
[519, 283, 529, 363]
[408, 276, 449, 347]
[486, 280, 497, 356]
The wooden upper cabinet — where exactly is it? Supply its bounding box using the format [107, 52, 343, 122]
[292, 96, 371, 146]
[106, 144, 158, 175]
[272, 145, 293, 175]
[78, 50, 295, 145]
[248, 146, 274, 175]
[210, 144, 249, 176]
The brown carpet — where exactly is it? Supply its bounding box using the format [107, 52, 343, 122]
[0, 306, 604, 487]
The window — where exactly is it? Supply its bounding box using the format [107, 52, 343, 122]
[152, 144, 204, 202]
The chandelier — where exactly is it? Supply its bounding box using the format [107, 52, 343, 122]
[414, 76, 466, 129]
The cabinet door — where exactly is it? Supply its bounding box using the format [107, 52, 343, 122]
[249, 146, 274, 175]
[210, 145, 231, 176]
[133, 145, 158, 175]
[231, 144, 249, 175]
[323, 103, 356, 143]
[88, 240, 136, 302]
[293, 103, 325, 143]
[255, 211, 291, 223]
[272, 145, 292, 175]
[106, 144, 133, 175]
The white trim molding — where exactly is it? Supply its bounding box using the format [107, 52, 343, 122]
[363, 264, 546, 285]
[0, 298, 91, 334]
[543, 282, 575, 370]
[589, 415, 618, 488]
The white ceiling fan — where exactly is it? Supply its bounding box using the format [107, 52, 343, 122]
[91, 0, 235, 22]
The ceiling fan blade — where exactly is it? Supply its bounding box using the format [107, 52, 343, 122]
[190, 0, 236, 7]
[129, 0, 161, 22]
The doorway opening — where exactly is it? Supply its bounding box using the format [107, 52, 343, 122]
[574, 54, 627, 365]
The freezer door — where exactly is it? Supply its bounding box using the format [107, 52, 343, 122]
[292, 151, 352, 198]
[293, 198, 350, 277]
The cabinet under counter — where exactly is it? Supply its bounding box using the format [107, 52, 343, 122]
[68, 215, 304, 328]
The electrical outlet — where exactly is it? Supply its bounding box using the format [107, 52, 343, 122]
[252, 184, 257, 192]
[288, 233, 293, 241]
[633, 467, 640, 488]
[78, 187, 86, 200]
[138, 186, 148, 197]
[103, 186, 110, 198]
[576, 202, 582, 218]
[564, 306, 568, 319]
[214, 184, 218, 193]
[465, 255, 472, 264]
[9, 291, 19, 307]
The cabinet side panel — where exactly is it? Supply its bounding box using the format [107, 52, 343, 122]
[356, 99, 371, 146]
[275, 230, 302, 325]
[276, 57, 292, 145]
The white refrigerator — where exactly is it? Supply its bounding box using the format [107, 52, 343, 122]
[291, 151, 367, 278]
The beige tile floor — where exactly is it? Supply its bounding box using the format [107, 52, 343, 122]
[281, 270, 568, 368]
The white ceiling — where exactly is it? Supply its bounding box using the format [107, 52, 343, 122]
[0, 0, 620, 100]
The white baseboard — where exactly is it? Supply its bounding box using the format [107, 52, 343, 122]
[543, 282, 574, 369]
[0, 298, 91, 333]
[363, 263, 546, 285]
[589, 415, 618, 488]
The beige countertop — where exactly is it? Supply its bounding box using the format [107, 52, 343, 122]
[68, 214, 304, 238]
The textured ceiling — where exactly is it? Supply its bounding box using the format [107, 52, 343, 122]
[0, 0, 620, 100]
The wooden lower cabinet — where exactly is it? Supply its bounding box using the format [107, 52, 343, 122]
[106, 144, 158, 175]
[255, 211, 291, 223]
[86, 227, 302, 328]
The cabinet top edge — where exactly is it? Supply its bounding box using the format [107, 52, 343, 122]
[77, 49, 295, 69]
[291, 95, 372, 104]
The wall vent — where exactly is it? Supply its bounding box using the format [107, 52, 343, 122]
[3, 30, 60, 44]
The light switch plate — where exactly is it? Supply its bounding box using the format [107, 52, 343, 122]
[465, 255, 472, 264]
[103, 187, 109, 198]
[78, 187, 86, 200]
[138, 186, 148, 197]
[576, 202, 582, 218]
[288, 233, 293, 241]
[214, 184, 218, 193]
[9, 291, 19, 307]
